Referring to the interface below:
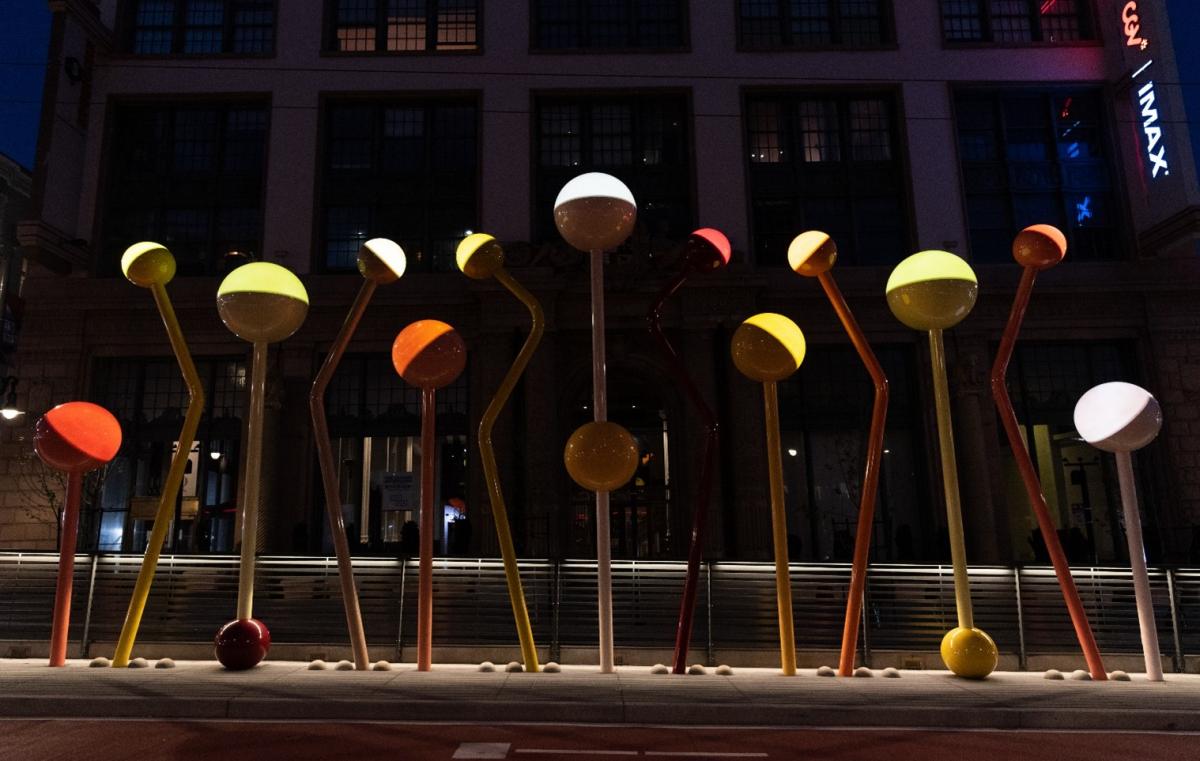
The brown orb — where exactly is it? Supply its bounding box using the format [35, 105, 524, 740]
[392, 320, 467, 390]
[563, 421, 639, 492]
[1012, 224, 1067, 270]
[787, 230, 838, 277]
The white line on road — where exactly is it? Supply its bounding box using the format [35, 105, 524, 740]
[515, 751, 638, 756]
[644, 753, 768, 758]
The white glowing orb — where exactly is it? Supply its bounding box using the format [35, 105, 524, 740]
[1073, 381, 1162, 453]
[553, 172, 637, 252]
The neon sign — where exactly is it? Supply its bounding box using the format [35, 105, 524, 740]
[1122, 2, 1148, 49]
[1120, 1, 1169, 179]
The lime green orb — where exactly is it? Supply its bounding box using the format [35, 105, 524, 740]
[121, 241, 176, 288]
[217, 262, 309, 343]
[456, 233, 505, 280]
[940, 627, 998, 679]
[564, 421, 639, 492]
[731, 313, 806, 383]
[886, 250, 978, 331]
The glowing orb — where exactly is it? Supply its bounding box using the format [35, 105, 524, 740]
[564, 421, 640, 492]
[214, 618, 271, 670]
[456, 233, 505, 280]
[34, 402, 122, 473]
[787, 230, 838, 277]
[1074, 382, 1162, 453]
[358, 238, 407, 284]
[392, 320, 467, 390]
[121, 241, 176, 288]
[886, 250, 978, 331]
[217, 262, 309, 343]
[1012, 224, 1066, 270]
[940, 626, 998, 679]
[684, 228, 732, 273]
[731, 313, 806, 383]
[553, 173, 637, 252]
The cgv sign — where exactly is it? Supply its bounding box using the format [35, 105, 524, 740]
[1120, 1, 1169, 179]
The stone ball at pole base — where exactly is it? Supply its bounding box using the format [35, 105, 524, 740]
[214, 618, 271, 670]
[392, 320, 468, 390]
[1073, 382, 1162, 453]
[787, 230, 838, 277]
[216, 262, 309, 344]
[564, 421, 639, 492]
[553, 172, 637, 252]
[940, 626, 998, 679]
[121, 241, 177, 288]
[1012, 224, 1067, 270]
[885, 250, 978, 331]
[730, 313, 806, 383]
[34, 402, 123, 473]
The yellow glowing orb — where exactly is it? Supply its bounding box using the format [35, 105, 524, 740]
[456, 233, 506, 280]
[787, 231, 837, 277]
[564, 421, 639, 492]
[121, 241, 176, 288]
[731, 313, 806, 383]
[217, 262, 309, 343]
[940, 627, 998, 679]
[358, 238, 407, 284]
[885, 250, 978, 331]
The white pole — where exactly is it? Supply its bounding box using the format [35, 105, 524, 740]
[1115, 450, 1164, 681]
[590, 249, 614, 674]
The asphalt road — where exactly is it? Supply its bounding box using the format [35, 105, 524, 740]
[0, 721, 1191, 761]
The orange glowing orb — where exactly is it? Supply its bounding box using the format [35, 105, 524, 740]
[1012, 224, 1067, 270]
[34, 401, 122, 473]
[392, 320, 467, 390]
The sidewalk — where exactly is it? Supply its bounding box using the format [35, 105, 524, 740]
[1, 659, 1198, 731]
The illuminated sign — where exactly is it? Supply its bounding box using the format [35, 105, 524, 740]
[1120, 1, 1170, 179]
[1122, 2, 1148, 49]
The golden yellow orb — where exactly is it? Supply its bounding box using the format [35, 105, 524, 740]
[121, 241, 176, 288]
[456, 233, 505, 280]
[216, 262, 309, 343]
[564, 421, 639, 492]
[886, 250, 978, 331]
[787, 231, 837, 277]
[357, 238, 407, 284]
[940, 626, 998, 679]
[730, 313, 806, 383]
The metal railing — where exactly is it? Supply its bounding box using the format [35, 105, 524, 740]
[0, 552, 1194, 669]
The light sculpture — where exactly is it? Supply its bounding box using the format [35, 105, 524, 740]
[1074, 381, 1164, 681]
[731, 313, 806, 676]
[788, 231, 889, 677]
[457, 233, 542, 672]
[886, 251, 997, 679]
[214, 262, 309, 670]
[310, 238, 406, 670]
[34, 402, 121, 666]
[647, 228, 731, 675]
[392, 319, 467, 672]
[112, 242, 205, 668]
[554, 172, 638, 674]
[991, 225, 1107, 681]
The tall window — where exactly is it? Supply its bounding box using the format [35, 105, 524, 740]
[89, 357, 247, 554]
[126, 0, 275, 54]
[327, 0, 479, 52]
[532, 0, 685, 50]
[739, 0, 891, 48]
[746, 92, 907, 266]
[320, 98, 478, 272]
[322, 354, 469, 554]
[954, 89, 1118, 262]
[103, 101, 268, 276]
[534, 94, 691, 245]
[940, 0, 1094, 43]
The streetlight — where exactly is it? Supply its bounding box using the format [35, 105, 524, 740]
[0, 376, 23, 420]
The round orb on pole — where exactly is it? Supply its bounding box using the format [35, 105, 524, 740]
[121, 241, 177, 287]
[885, 250, 978, 331]
[787, 230, 838, 277]
[457, 233, 507, 280]
[217, 262, 309, 344]
[683, 227, 732, 273]
[564, 421, 640, 493]
[1012, 224, 1067, 271]
[731, 312, 807, 383]
[392, 320, 468, 390]
[553, 172, 637, 252]
[358, 237, 408, 284]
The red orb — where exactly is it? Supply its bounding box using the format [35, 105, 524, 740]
[34, 402, 122, 473]
[214, 618, 271, 670]
[1012, 224, 1066, 270]
[392, 320, 467, 390]
[684, 228, 732, 272]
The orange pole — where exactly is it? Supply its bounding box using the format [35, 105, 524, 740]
[417, 386, 436, 671]
[49, 471, 82, 667]
[819, 274, 889, 677]
[991, 267, 1106, 680]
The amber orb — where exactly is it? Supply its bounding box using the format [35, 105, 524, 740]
[564, 421, 639, 492]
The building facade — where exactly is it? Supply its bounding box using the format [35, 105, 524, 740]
[4, 0, 1200, 568]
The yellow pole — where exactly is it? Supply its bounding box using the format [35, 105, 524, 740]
[112, 283, 205, 667]
[763, 380, 797, 675]
[479, 267, 543, 672]
[928, 329, 973, 630]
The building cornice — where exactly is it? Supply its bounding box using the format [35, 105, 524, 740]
[47, 0, 113, 52]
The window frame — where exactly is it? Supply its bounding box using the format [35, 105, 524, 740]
[528, 0, 690, 53]
[117, 0, 278, 58]
[321, 0, 483, 55]
[937, 0, 1101, 47]
[734, 0, 897, 52]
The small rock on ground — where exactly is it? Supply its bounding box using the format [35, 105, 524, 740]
[1109, 670, 1131, 681]
[853, 666, 874, 678]
[371, 660, 391, 671]
[1044, 669, 1064, 680]
[308, 660, 327, 670]
[334, 660, 354, 671]
[882, 667, 901, 678]
[650, 664, 669, 674]
[687, 664, 707, 675]
[128, 657, 150, 669]
[89, 657, 111, 668]
[816, 666, 836, 677]
[478, 661, 495, 672]
[715, 665, 734, 676]
[155, 658, 176, 669]
[505, 661, 524, 673]
[1069, 669, 1092, 681]
[542, 662, 561, 673]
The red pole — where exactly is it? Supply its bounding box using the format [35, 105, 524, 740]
[49, 471, 83, 667]
[417, 386, 437, 672]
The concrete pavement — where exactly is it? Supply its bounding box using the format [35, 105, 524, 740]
[1, 659, 1198, 731]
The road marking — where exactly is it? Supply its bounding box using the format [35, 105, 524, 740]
[454, 743, 511, 759]
[515, 751, 638, 756]
[645, 754, 768, 758]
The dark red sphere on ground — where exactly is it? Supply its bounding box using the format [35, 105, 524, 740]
[214, 618, 271, 670]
